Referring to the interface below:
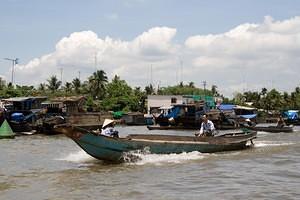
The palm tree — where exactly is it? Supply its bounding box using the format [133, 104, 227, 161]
[211, 85, 219, 97]
[47, 75, 61, 93]
[188, 81, 195, 88]
[145, 84, 154, 95]
[38, 83, 46, 92]
[72, 78, 81, 94]
[88, 70, 108, 99]
[295, 86, 300, 94]
[64, 82, 72, 94]
[260, 87, 268, 96]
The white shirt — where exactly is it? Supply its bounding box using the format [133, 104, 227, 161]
[101, 127, 115, 137]
[200, 120, 215, 134]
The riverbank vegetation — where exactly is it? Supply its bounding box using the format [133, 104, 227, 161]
[0, 70, 299, 112]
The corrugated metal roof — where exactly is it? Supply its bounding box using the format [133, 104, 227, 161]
[50, 96, 86, 103]
[2, 96, 47, 102]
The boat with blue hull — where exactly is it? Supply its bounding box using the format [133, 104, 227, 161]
[57, 125, 257, 163]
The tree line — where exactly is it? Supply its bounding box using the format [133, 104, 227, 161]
[228, 87, 300, 112]
[0, 70, 299, 112]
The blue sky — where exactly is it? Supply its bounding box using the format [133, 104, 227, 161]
[1, 0, 300, 96]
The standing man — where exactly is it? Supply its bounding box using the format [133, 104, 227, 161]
[196, 115, 215, 137]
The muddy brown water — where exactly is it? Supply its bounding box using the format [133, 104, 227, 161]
[0, 126, 299, 200]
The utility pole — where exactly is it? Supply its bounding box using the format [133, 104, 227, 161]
[203, 80, 207, 96]
[4, 58, 18, 85]
[78, 71, 81, 81]
[94, 53, 98, 71]
[150, 64, 153, 86]
[180, 59, 183, 83]
[59, 67, 63, 84]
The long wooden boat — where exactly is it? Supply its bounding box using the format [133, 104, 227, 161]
[147, 124, 238, 131]
[245, 125, 293, 133]
[147, 125, 197, 130]
[56, 125, 257, 163]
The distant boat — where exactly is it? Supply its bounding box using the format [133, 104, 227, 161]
[282, 110, 300, 125]
[153, 103, 238, 130]
[121, 112, 153, 126]
[56, 125, 257, 163]
[0, 120, 15, 139]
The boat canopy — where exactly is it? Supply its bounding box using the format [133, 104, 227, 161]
[218, 104, 235, 111]
[234, 105, 256, 110]
[283, 110, 299, 120]
[239, 114, 257, 119]
[159, 106, 174, 110]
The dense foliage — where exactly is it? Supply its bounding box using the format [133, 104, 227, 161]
[229, 87, 300, 111]
[0, 72, 299, 112]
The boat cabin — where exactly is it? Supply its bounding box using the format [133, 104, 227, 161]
[218, 104, 257, 123]
[2, 96, 47, 111]
[122, 112, 148, 125]
[47, 96, 86, 114]
[282, 110, 300, 125]
[155, 101, 209, 127]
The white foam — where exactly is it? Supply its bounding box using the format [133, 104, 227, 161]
[56, 150, 94, 163]
[255, 141, 294, 147]
[126, 151, 206, 165]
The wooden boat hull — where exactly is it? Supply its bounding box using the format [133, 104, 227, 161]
[147, 124, 237, 131]
[147, 125, 197, 130]
[57, 125, 257, 163]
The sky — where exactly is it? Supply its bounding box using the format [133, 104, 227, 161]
[1, 0, 300, 97]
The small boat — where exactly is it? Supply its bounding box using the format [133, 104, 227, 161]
[56, 125, 257, 163]
[244, 125, 293, 133]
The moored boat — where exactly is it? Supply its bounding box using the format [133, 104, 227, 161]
[56, 125, 257, 163]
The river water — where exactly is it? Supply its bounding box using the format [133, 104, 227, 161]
[0, 126, 299, 200]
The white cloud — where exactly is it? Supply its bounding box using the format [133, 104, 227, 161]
[10, 16, 300, 97]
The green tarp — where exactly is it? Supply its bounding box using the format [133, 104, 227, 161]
[0, 120, 15, 138]
[183, 95, 216, 108]
[113, 111, 125, 119]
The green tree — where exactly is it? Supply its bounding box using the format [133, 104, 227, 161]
[145, 84, 155, 95]
[38, 83, 46, 92]
[72, 78, 81, 94]
[88, 70, 108, 99]
[64, 82, 72, 94]
[102, 75, 136, 111]
[47, 75, 61, 93]
[188, 81, 195, 88]
[211, 85, 219, 97]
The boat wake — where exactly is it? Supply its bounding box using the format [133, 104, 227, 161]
[124, 150, 206, 165]
[255, 141, 295, 148]
[56, 150, 94, 163]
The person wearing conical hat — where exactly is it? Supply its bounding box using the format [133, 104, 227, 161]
[101, 119, 119, 138]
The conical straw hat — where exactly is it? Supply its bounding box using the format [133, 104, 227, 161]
[102, 119, 114, 128]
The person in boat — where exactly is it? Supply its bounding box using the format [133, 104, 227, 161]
[196, 115, 216, 137]
[101, 119, 119, 138]
[243, 118, 255, 127]
[276, 116, 286, 128]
